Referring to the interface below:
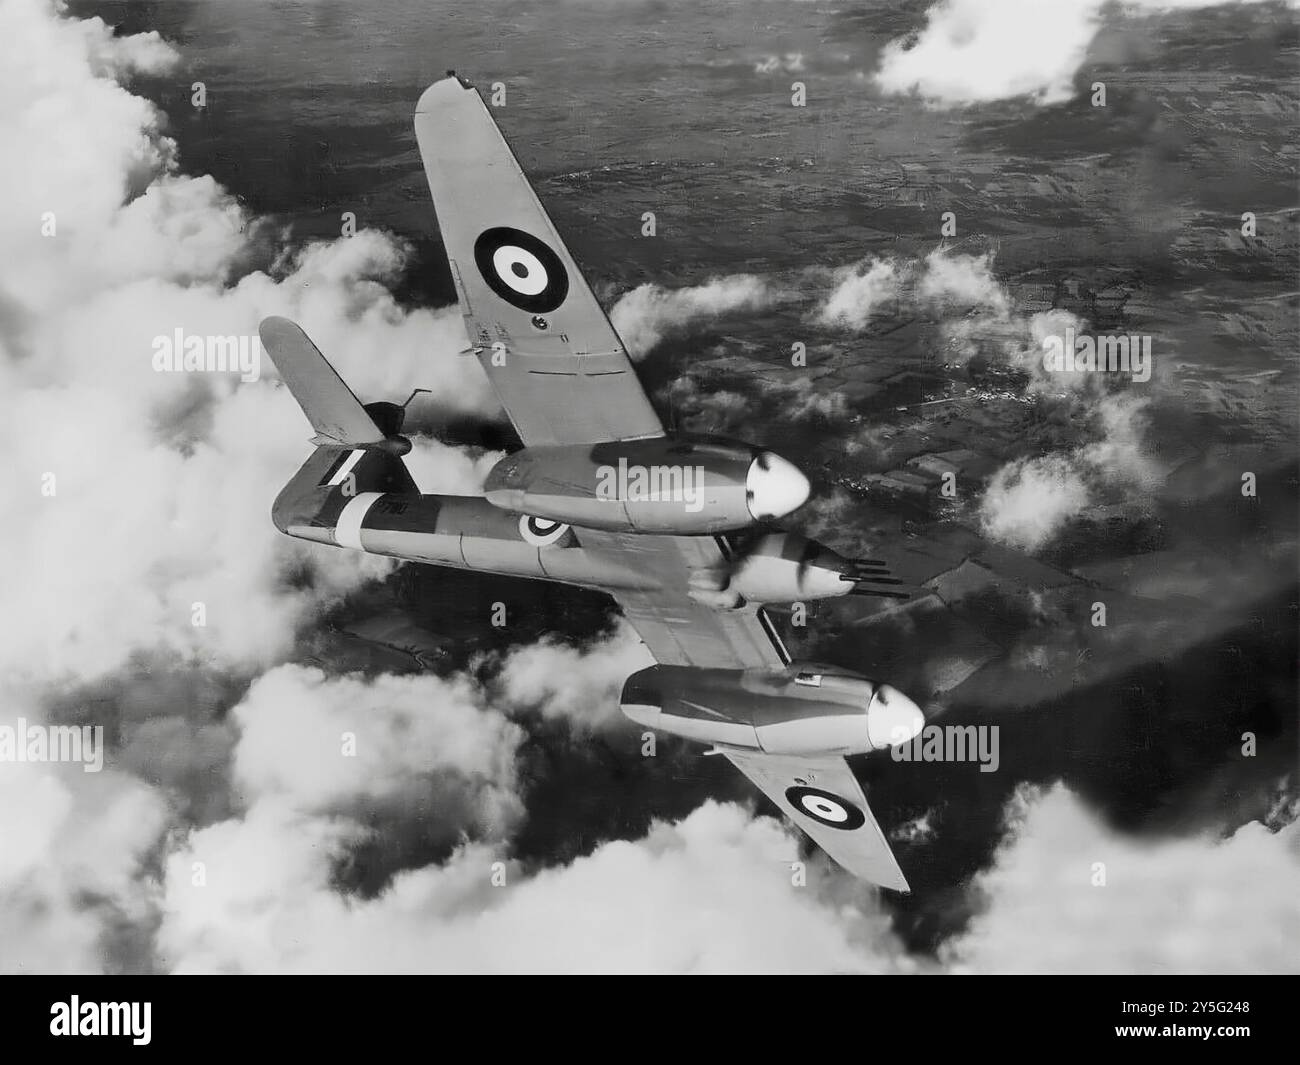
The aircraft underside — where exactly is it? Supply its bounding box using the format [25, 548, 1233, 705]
[260, 74, 927, 892]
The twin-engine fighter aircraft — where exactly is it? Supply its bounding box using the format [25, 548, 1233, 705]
[261, 74, 925, 891]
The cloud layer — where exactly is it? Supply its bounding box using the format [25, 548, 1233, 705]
[611, 275, 774, 358]
[873, 0, 1291, 107]
[947, 784, 1300, 974]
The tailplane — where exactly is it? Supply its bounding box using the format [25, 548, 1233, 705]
[260, 316, 410, 453]
[262, 316, 419, 536]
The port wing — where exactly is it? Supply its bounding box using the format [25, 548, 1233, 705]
[414, 75, 663, 446]
[722, 750, 910, 892]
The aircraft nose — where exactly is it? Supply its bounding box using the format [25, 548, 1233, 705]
[866, 684, 925, 751]
[746, 452, 811, 520]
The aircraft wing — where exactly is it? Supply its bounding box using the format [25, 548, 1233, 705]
[414, 78, 788, 668]
[575, 530, 914, 891]
[722, 750, 910, 892]
[415, 77, 788, 667]
[414, 75, 663, 446]
[576, 530, 790, 670]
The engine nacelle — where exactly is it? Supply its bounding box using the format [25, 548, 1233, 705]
[483, 434, 810, 535]
[620, 663, 924, 756]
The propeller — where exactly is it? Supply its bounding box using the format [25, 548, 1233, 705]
[359, 389, 433, 458]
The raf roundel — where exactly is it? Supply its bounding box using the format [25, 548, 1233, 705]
[519, 514, 570, 547]
[784, 786, 866, 830]
[474, 227, 569, 314]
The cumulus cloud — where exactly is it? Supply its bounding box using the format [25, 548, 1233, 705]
[765, 375, 850, 421]
[978, 453, 1091, 550]
[666, 369, 849, 438]
[492, 619, 654, 730]
[610, 275, 773, 358]
[946, 783, 1300, 974]
[666, 376, 754, 432]
[813, 249, 1007, 332]
[231, 665, 524, 831]
[0, 755, 170, 974]
[404, 436, 503, 495]
[875, 0, 1100, 106]
[154, 776, 1299, 974]
[0, 0, 521, 974]
[755, 52, 805, 74]
[3, 374, 397, 682]
[1085, 391, 1161, 486]
[874, 0, 1290, 107]
[815, 257, 907, 330]
[916, 249, 1010, 315]
[978, 392, 1158, 549]
[157, 801, 912, 974]
[809, 250, 1166, 552]
[0, 3, 501, 686]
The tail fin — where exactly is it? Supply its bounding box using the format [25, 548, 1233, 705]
[262, 316, 418, 537]
[260, 316, 389, 448]
[270, 445, 418, 538]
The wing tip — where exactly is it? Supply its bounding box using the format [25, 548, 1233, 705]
[416, 72, 477, 115]
[854, 859, 911, 894]
[257, 315, 308, 352]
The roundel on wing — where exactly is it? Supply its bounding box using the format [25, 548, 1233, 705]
[519, 514, 570, 547]
[784, 786, 866, 830]
[474, 227, 569, 313]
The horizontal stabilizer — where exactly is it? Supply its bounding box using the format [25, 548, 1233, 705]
[260, 316, 387, 447]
